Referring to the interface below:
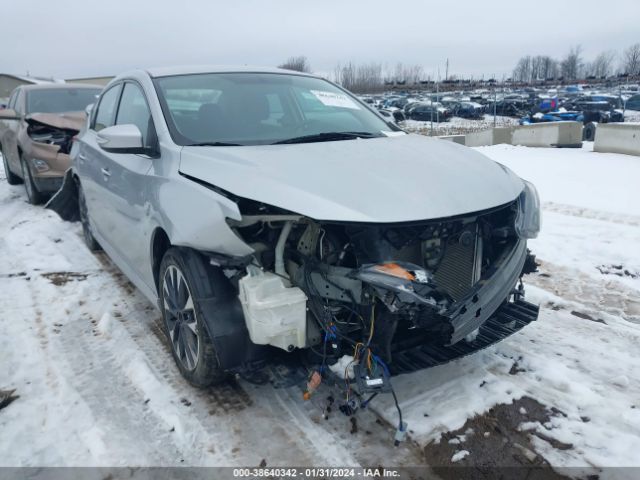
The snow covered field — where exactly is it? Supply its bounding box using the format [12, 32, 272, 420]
[1, 143, 639, 474]
[401, 114, 519, 136]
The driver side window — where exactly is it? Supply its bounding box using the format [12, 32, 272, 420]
[93, 85, 122, 132]
[7, 90, 17, 110]
[115, 83, 156, 148]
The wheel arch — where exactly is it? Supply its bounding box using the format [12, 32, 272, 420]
[151, 226, 172, 293]
[156, 243, 266, 372]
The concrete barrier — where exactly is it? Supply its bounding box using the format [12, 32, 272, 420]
[437, 135, 466, 145]
[464, 127, 514, 147]
[464, 129, 493, 147]
[594, 123, 640, 156]
[511, 121, 582, 148]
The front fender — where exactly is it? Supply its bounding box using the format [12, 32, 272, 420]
[151, 175, 254, 258]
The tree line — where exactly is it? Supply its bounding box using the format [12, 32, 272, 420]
[512, 44, 640, 82]
[277, 45, 640, 94]
[279, 56, 426, 93]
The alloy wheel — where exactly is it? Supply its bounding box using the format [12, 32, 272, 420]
[21, 159, 34, 201]
[162, 265, 200, 371]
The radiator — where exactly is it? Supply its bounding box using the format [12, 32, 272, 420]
[433, 225, 482, 301]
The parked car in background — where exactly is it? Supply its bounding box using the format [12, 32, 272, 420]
[405, 102, 452, 121]
[625, 94, 640, 111]
[564, 96, 625, 123]
[451, 101, 484, 119]
[49, 66, 540, 395]
[377, 107, 405, 123]
[0, 84, 102, 204]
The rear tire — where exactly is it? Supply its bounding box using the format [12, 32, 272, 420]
[159, 247, 228, 387]
[1, 148, 22, 185]
[583, 122, 597, 142]
[77, 180, 101, 252]
[20, 155, 44, 205]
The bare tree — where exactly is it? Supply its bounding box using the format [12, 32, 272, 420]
[278, 56, 311, 73]
[560, 46, 583, 80]
[588, 50, 616, 77]
[622, 43, 640, 75]
[540, 56, 559, 79]
[512, 56, 532, 82]
[333, 62, 385, 93]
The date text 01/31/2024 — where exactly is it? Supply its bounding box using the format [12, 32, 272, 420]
[232, 468, 401, 478]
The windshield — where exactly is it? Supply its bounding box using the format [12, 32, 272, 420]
[26, 88, 101, 114]
[153, 73, 397, 146]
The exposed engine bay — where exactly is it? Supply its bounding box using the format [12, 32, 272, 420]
[227, 194, 538, 374]
[26, 117, 80, 155]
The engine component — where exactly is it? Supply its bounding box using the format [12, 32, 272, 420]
[238, 268, 307, 351]
[303, 370, 322, 400]
[433, 225, 482, 301]
[275, 221, 294, 279]
[353, 362, 392, 394]
[354, 261, 439, 308]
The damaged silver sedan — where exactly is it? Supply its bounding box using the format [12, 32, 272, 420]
[49, 66, 540, 401]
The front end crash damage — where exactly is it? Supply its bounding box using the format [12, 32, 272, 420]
[219, 185, 540, 376]
[46, 169, 79, 221]
[23, 112, 84, 193]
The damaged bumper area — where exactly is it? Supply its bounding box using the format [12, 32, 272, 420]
[227, 194, 540, 375]
[46, 169, 79, 221]
[22, 112, 83, 192]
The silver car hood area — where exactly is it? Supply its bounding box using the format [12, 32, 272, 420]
[179, 134, 524, 223]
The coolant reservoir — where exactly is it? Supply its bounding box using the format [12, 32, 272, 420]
[238, 271, 308, 351]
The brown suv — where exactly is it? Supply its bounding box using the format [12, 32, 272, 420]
[0, 83, 101, 204]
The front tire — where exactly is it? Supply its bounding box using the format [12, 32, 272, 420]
[20, 155, 44, 205]
[1, 148, 22, 185]
[77, 180, 101, 251]
[159, 247, 227, 387]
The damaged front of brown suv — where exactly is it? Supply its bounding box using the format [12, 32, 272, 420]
[0, 84, 101, 204]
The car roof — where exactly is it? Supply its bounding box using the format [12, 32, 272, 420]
[20, 83, 102, 92]
[144, 65, 317, 78]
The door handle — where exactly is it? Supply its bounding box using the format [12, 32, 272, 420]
[101, 167, 111, 178]
[78, 154, 87, 160]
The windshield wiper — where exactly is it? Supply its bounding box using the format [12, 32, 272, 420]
[272, 131, 381, 145]
[185, 141, 244, 147]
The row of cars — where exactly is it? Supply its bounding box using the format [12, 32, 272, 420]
[360, 84, 639, 125]
[0, 65, 540, 416]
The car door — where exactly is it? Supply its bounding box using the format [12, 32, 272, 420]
[0, 90, 18, 169]
[95, 81, 157, 282]
[77, 83, 122, 240]
[2, 89, 24, 174]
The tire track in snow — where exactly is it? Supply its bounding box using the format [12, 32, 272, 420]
[527, 261, 640, 323]
[543, 202, 640, 227]
[91, 253, 420, 466]
[0, 159, 425, 466]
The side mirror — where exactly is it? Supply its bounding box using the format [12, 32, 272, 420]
[0, 108, 21, 121]
[85, 103, 94, 116]
[97, 124, 148, 154]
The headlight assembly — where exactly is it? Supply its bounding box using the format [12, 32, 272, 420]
[31, 158, 50, 172]
[515, 180, 541, 239]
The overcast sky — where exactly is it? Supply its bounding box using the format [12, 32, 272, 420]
[2, 0, 638, 80]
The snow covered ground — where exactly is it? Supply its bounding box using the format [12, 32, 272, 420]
[401, 114, 519, 136]
[374, 143, 640, 472]
[0, 154, 422, 468]
[1, 143, 639, 472]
